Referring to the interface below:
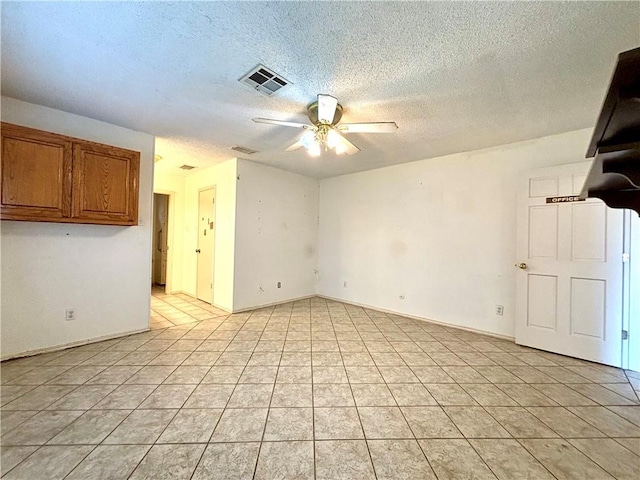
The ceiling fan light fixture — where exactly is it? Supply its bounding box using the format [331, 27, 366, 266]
[308, 143, 321, 157]
[326, 129, 339, 149]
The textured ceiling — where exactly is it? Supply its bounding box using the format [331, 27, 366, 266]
[2, 2, 638, 178]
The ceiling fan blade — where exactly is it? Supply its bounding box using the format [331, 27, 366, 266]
[285, 139, 305, 152]
[335, 131, 360, 155]
[338, 122, 398, 133]
[252, 118, 311, 129]
[317, 94, 338, 123]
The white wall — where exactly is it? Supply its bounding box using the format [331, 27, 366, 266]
[1, 97, 154, 358]
[153, 170, 186, 294]
[233, 159, 318, 311]
[183, 160, 237, 311]
[318, 129, 594, 338]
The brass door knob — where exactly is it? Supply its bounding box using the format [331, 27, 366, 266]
[515, 262, 527, 270]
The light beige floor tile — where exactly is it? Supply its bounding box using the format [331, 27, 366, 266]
[264, 407, 313, 441]
[0, 410, 38, 435]
[368, 439, 436, 480]
[351, 384, 396, 406]
[314, 407, 364, 439]
[201, 365, 244, 383]
[496, 384, 558, 406]
[210, 408, 268, 442]
[2, 385, 77, 410]
[614, 437, 640, 456]
[255, 441, 314, 480]
[378, 366, 420, 383]
[313, 383, 355, 406]
[520, 439, 614, 480]
[183, 383, 234, 408]
[443, 406, 511, 438]
[2, 445, 93, 480]
[527, 407, 607, 437]
[568, 406, 640, 437]
[532, 384, 598, 406]
[358, 406, 413, 439]
[49, 409, 130, 444]
[124, 366, 176, 384]
[92, 384, 157, 409]
[1, 410, 84, 446]
[239, 366, 278, 384]
[86, 365, 142, 384]
[315, 440, 376, 480]
[163, 365, 210, 384]
[401, 406, 462, 438]
[227, 384, 273, 408]
[103, 409, 177, 444]
[345, 366, 384, 383]
[271, 383, 313, 407]
[460, 384, 519, 406]
[424, 384, 478, 405]
[277, 365, 312, 383]
[568, 438, 640, 480]
[606, 405, 640, 426]
[129, 444, 205, 480]
[139, 384, 196, 409]
[388, 383, 438, 406]
[485, 406, 558, 438]
[0, 446, 38, 476]
[65, 445, 151, 480]
[418, 439, 497, 480]
[473, 366, 524, 383]
[470, 439, 554, 479]
[157, 408, 222, 443]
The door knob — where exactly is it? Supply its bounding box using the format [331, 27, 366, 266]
[515, 262, 527, 270]
[196, 249, 201, 253]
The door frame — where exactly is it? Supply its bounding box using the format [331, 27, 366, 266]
[196, 185, 216, 304]
[153, 189, 175, 295]
[625, 211, 640, 371]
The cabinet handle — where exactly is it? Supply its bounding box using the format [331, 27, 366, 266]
[196, 249, 201, 253]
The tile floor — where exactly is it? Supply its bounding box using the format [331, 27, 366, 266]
[1, 293, 639, 479]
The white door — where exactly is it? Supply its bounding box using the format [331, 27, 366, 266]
[196, 188, 215, 303]
[515, 162, 625, 367]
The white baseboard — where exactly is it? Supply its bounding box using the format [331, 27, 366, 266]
[317, 295, 515, 342]
[1, 327, 151, 362]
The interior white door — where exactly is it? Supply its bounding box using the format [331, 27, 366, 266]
[196, 188, 215, 303]
[515, 162, 625, 367]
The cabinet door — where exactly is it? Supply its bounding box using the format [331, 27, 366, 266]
[1, 123, 73, 221]
[72, 142, 140, 225]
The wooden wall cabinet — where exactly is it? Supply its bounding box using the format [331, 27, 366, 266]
[1, 123, 140, 226]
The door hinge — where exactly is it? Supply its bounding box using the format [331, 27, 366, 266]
[622, 330, 629, 340]
[622, 252, 630, 263]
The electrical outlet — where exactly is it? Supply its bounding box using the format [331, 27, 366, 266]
[496, 305, 504, 316]
[343, 281, 347, 288]
[399, 295, 405, 300]
[277, 281, 281, 288]
[66, 309, 75, 321]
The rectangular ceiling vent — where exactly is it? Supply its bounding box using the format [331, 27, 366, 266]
[239, 64, 290, 96]
[179, 164, 196, 170]
[231, 145, 259, 155]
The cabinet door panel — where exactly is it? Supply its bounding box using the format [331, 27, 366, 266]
[1, 124, 72, 220]
[72, 142, 139, 225]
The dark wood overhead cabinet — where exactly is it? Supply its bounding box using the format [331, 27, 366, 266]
[1, 123, 140, 226]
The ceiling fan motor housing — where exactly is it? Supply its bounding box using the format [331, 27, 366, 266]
[307, 101, 343, 126]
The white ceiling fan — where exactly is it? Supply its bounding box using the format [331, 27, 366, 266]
[252, 94, 398, 156]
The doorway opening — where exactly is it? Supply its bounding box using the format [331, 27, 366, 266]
[152, 193, 170, 292]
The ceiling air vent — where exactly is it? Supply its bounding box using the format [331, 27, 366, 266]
[179, 164, 196, 170]
[239, 64, 290, 96]
[231, 145, 259, 155]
